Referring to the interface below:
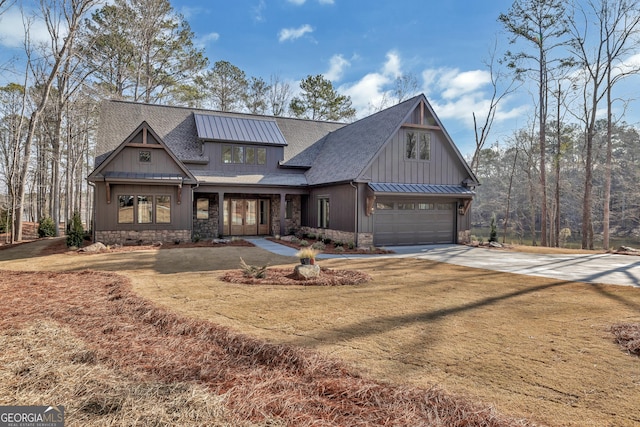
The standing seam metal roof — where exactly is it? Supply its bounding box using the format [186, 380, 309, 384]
[369, 182, 475, 196]
[194, 113, 287, 145]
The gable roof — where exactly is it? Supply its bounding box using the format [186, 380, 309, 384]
[286, 94, 478, 186]
[95, 100, 344, 166]
[88, 121, 196, 184]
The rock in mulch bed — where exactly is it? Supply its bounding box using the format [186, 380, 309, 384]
[221, 267, 371, 286]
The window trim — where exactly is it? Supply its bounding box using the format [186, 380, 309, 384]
[405, 130, 431, 161]
[317, 196, 330, 228]
[221, 144, 268, 165]
[117, 193, 172, 224]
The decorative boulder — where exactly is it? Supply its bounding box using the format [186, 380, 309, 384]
[293, 264, 321, 280]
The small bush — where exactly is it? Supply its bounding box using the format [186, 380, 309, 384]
[299, 239, 309, 247]
[311, 241, 326, 250]
[290, 236, 300, 244]
[0, 207, 9, 233]
[334, 245, 345, 253]
[323, 236, 332, 244]
[334, 241, 344, 248]
[38, 216, 56, 237]
[347, 241, 355, 250]
[66, 211, 84, 248]
[489, 214, 498, 243]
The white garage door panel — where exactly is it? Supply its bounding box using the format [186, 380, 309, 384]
[374, 200, 455, 246]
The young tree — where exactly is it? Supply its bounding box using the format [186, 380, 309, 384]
[499, 0, 573, 247]
[290, 74, 356, 121]
[268, 74, 292, 116]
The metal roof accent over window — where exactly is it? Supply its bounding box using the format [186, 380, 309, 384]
[193, 113, 287, 145]
[368, 182, 475, 196]
[103, 171, 183, 182]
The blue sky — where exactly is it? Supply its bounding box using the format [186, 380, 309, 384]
[2, 0, 640, 156]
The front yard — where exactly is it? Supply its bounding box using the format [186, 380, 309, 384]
[1, 239, 639, 426]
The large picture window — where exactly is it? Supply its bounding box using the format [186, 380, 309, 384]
[406, 131, 431, 160]
[222, 145, 267, 164]
[117, 194, 171, 224]
[196, 198, 209, 219]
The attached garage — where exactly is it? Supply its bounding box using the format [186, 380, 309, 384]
[369, 183, 474, 246]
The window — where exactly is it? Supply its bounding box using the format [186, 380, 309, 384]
[257, 147, 266, 165]
[117, 194, 171, 224]
[418, 203, 434, 210]
[397, 203, 415, 210]
[406, 131, 431, 160]
[156, 196, 171, 223]
[246, 147, 255, 164]
[233, 146, 244, 163]
[259, 200, 269, 225]
[139, 150, 151, 162]
[222, 145, 267, 164]
[437, 203, 453, 210]
[196, 198, 209, 219]
[376, 202, 394, 210]
[118, 195, 134, 224]
[222, 146, 232, 163]
[285, 199, 293, 219]
[137, 195, 153, 224]
[318, 197, 329, 228]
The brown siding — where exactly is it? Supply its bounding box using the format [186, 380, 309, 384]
[93, 182, 192, 232]
[364, 128, 468, 185]
[308, 184, 356, 232]
[102, 146, 184, 175]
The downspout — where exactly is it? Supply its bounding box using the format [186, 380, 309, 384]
[350, 181, 358, 247]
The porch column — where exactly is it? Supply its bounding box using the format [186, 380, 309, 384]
[218, 191, 224, 237]
[279, 192, 286, 236]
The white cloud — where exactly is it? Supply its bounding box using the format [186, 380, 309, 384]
[278, 24, 313, 42]
[318, 0, 335, 4]
[340, 51, 403, 115]
[287, 0, 306, 5]
[422, 67, 527, 128]
[0, 8, 53, 49]
[325, 54, 350, 81]
[253, 0, 266, 22]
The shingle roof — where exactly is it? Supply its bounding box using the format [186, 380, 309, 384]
[291, 96, 421, 185]
[96, 101, 344, 166]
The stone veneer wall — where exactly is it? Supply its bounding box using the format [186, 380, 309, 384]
[193, 195, 219, 239]
[300, 227, 374, 249]
[458, 229, 470, 244]
[96, 229, 191, 245]
[285, 196, 301, 235]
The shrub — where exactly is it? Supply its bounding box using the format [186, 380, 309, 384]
[334, 245, 345, 253]
[295, 247, 319, 260]
[38, 216, 56, 238]
[347, 241, 355, 250]
[311, 241, 326, 250]
[299, 239, 309, 247]
[334, 240, 344, 248]
[307, 233, 316, 240]
[0, 207, 9, 233]
[66, 211, 84, 248]
[323, 236, 332, 244]
[290, 236, 300, 244]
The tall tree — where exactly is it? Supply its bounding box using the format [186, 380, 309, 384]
[290, 74, 356, 121]
[567, 0, 640, 249]
[201, 60, 248, 112]
[499, 0, 572, 246]
[245, 76, 269, 115]
[13, 0, 99, 242]
[83, 0, 207, 103]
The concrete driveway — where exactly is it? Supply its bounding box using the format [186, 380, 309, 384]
[248, 239, 640, 287]
[387, 244, 640, 287]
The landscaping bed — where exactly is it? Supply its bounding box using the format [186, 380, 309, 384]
[269, 236, 393, 255]
[222, 266, 371, 286]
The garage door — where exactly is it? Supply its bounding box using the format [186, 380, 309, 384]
[374, 199, 455, 246]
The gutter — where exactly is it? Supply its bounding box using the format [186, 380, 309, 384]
[350, 181, 358, 247]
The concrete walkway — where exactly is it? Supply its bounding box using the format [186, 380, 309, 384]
[247, 239, 640, 287]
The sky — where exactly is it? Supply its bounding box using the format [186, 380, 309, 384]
[2, 0, 640, 156]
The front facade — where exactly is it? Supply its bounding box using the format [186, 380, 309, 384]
[88, 95, 478, 247]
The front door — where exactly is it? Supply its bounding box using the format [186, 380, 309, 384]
[227, 199, 270, 235]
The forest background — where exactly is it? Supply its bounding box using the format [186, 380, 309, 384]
[1, 0, 640, 250]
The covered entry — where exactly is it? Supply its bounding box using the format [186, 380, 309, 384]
[369, 183, 475, 246]
[225, 198, 270, 235]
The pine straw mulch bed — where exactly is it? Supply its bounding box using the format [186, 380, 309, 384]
[0, 269, 541, 427]
[610, 323, 640, 355]
[222, 266, 371, 286]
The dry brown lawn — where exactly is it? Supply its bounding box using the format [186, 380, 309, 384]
[1, 238, 639, 426]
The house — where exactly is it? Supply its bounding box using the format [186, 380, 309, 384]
[88, 94, 478, 247]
